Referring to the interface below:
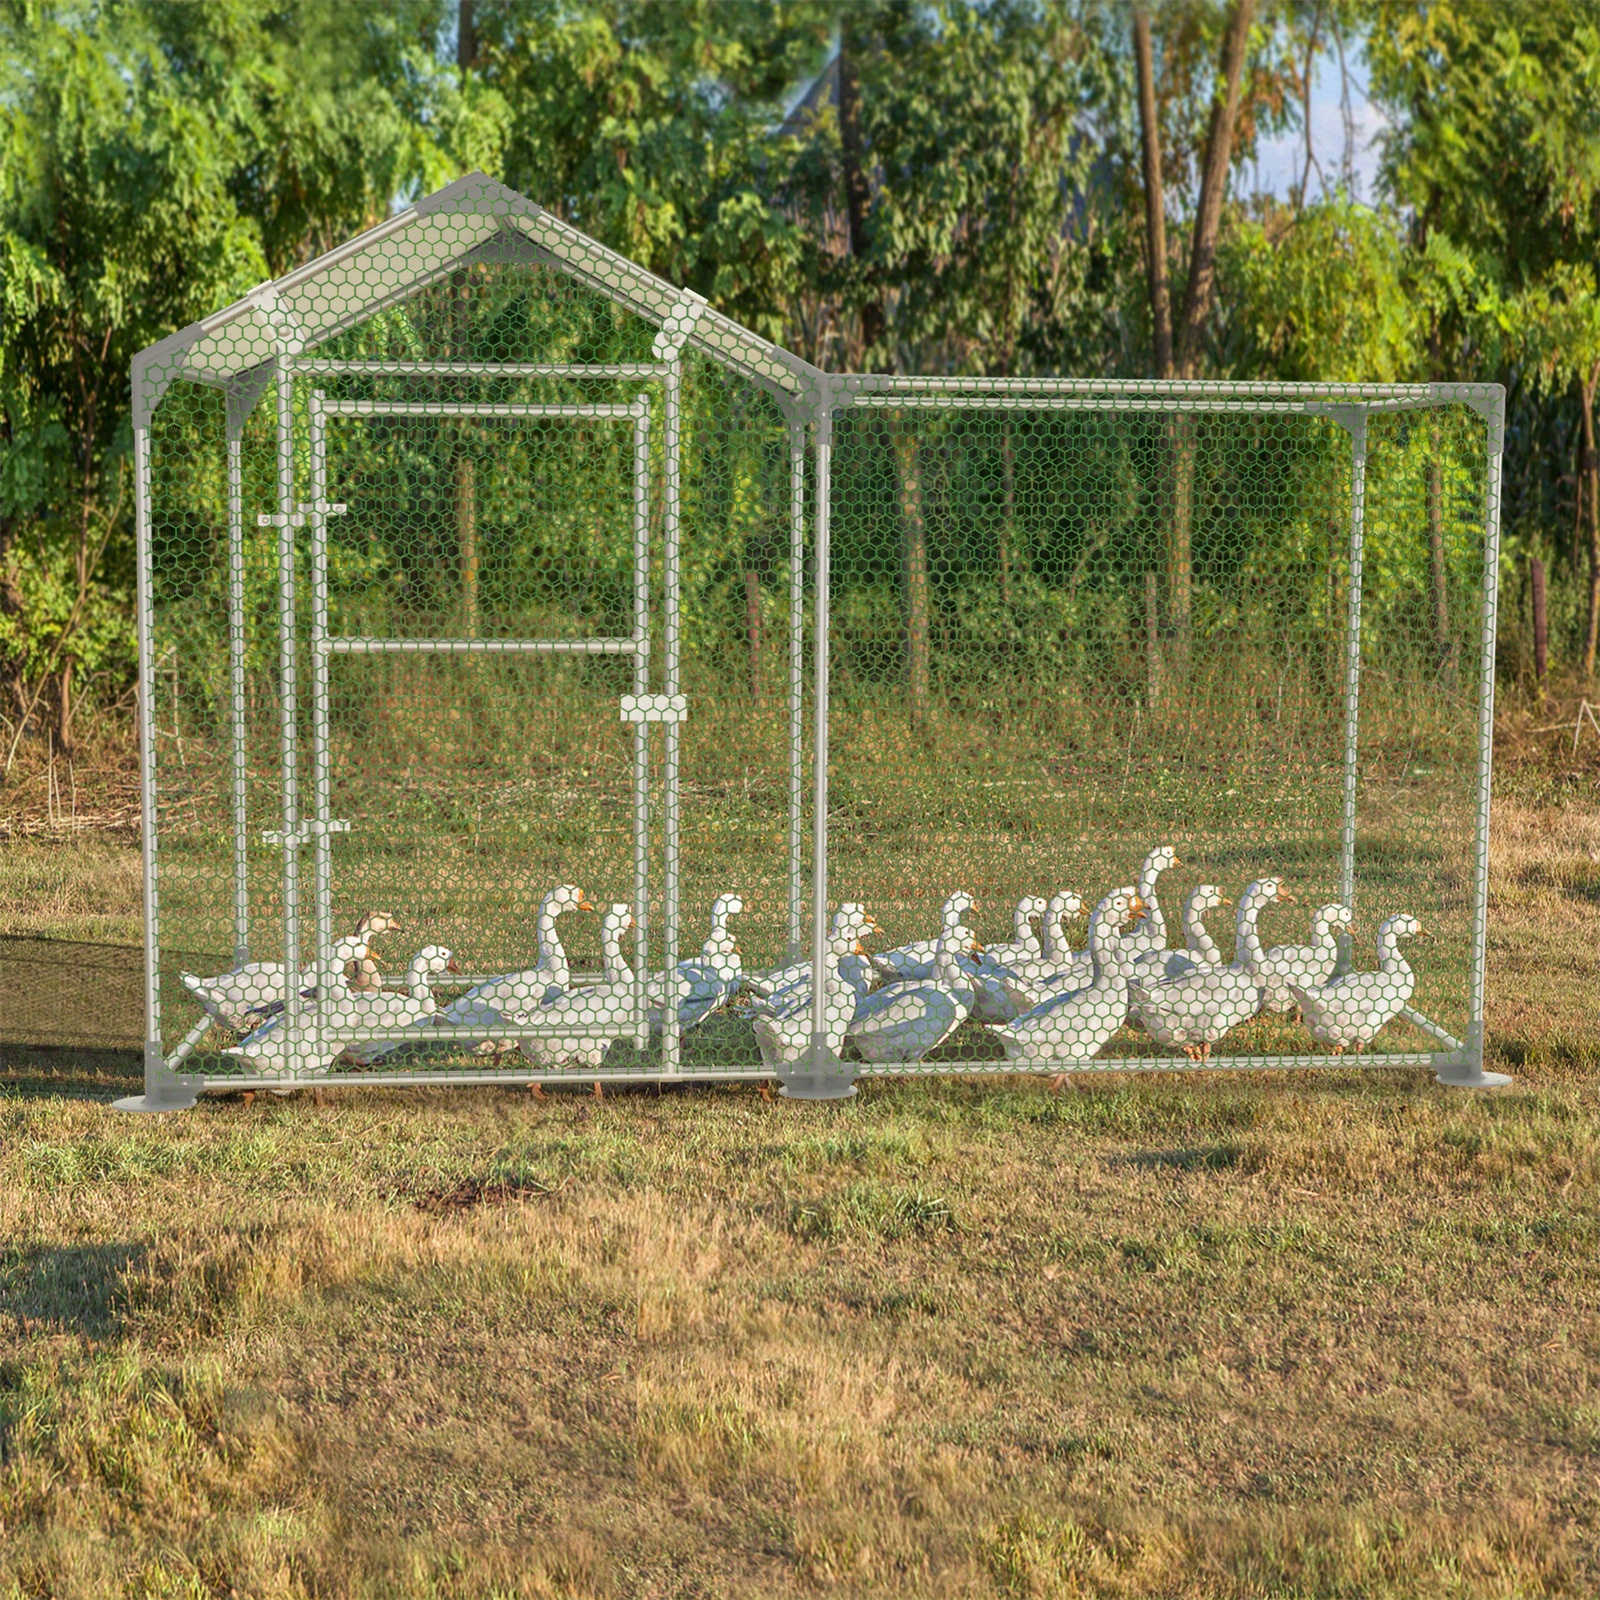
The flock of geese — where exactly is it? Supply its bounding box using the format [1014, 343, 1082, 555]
[179, 847, 1426, 1081]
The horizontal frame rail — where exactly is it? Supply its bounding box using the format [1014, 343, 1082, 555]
[855, 1051, 1459, 1075]
[294, 360, 670, 378]
[187, 1053, 1459, 1091]
[320, 398, 647, 418]
[320, 637, 639, 655]
[846, 394, 1466, 418]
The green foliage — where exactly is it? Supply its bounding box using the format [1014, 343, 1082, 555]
[1219, 197, 1416, 382]
[6, 0, 1600, 754]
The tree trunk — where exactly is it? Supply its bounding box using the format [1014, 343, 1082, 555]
[838, 19, 885, 361]
[457, 0, 476, 70]
[1174, 0, 1255, 378]
[893, 422, 931, 726]
[456, 453, 479, 639]
[1426, 430, 1456, 686]
[1530, 555, 1548, 689]
[744, 569, 762, 702]
[56, 657, 73, 755]
[1584, 368, 1600, 680]
[1132, 8, 1173, 379]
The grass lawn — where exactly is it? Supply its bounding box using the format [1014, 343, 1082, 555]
[1, 718, 1597, 1598]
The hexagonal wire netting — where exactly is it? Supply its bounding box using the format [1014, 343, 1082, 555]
[124, 176, 1505, 1109]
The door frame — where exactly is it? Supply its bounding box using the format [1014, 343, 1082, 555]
[281, 385, 668, 1068]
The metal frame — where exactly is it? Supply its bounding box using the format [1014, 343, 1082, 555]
[120, 180, 1510, 1110]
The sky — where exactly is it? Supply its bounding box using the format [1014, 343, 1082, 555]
[1247, 37, 1390, 205]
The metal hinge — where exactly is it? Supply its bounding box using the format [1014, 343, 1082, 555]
[620, 694, 689, 724]
[263, 819, 351, 848]
[258, 500, 347, 529]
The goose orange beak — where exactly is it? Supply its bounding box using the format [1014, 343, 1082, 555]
[1127, 894, 1149, 923]
[578, 899, 595, 912]
[446, 957, 462, 973]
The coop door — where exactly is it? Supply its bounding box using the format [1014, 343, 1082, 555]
[291, 389, 671, 1055]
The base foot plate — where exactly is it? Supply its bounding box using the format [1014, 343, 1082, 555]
[112, 1092, 199, 1114]
[1434, 1070, 1512, 1089]
[778, 1077, 858, 1102]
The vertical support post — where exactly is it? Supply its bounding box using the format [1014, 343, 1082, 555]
[661, 363, 682, 1076]
[307, 392, 333, 1058]
[275, 355, 303, 1066]
[135, 425, 164, 1090]
[118, 409, 195, 1111]
[1338, 411, 1368, 914]
[787, 423, 806, 960]
[227, 425, 250, 966]
[1442, 406, 1511, 1087]
[783, 406, 854, 1099]
[632, 399, 651, 1050]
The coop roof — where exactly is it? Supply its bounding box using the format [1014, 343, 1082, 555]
[131, 172, 824, 427]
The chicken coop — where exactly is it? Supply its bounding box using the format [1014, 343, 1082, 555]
[122, 174, 1508, 1109]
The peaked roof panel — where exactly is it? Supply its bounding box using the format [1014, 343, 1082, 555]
[132, 173, 824, 425]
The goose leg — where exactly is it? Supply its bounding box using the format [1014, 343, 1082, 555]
[758, 1081, 773, 1103]
[1048, 1073, 1067, 1093]
[528, 1083, 548, 1101]
[242, 1091, 255, 1110]
[593, 1082, 605, 1102]
[313, 1087, 326, 1107]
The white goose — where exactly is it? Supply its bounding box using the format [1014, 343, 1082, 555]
[986, 888, 1146, 1070]
[514, 905, 640, 1070]
[227, 946, 459, 1075]
[1130, 878, 1289, 1060]
[753, 908, 878, 1070]
[1289, 913, 1422, 1053]
[871, 891, 974, 982]
[982, 897, 1049, 969]
[1253, 902, 1352, 1014]
[966, 889, 1094, 1011]
[646, 892, 745, 1032]
[847, 923, 979, 1063]
[1129, 883, 1226, 986]
[434, 884, 593, 1050]
[748, 905, 877, 1016]
[1123, 845, 1180, 957]
[180, 911, 402, 1031]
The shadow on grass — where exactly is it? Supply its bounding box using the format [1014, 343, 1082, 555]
[0, 1045, 141, 1101]
[0, 1240, 146, 1337]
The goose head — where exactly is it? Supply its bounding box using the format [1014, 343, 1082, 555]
[1086, 887, 1144, 955]
[1314, 903, 1354, 934]
[1187, 884, 1224, 916]
[831, 907, 878, 957]
[1014, 895, 1048, 932]
[1048, 890, 1085, 921]
[603, 904, 635, 936]
[405, 946, 461, 986]
[1380, 913, 1423, 942]
[710, 893, 745, 925]
[941, 890, 975, 927]
[355, 910, 403, 938]
[542, 884, 594, 917]
[1140, 846, 1178, 885]
[1240, 877, 1292, 912]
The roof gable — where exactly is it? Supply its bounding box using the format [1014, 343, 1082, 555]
[133, 173, 823, 426]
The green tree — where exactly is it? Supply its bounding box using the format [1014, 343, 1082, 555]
[0, 0, 445, 769]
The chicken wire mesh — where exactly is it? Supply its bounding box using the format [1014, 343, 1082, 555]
[123, 176, 1505, 1110]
